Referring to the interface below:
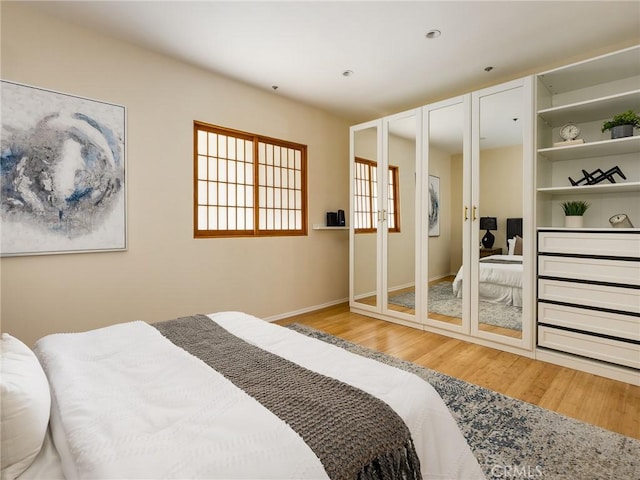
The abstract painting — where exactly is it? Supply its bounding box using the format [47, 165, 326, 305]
[1, 81, 126, 256]
[428, 175, 440, 237]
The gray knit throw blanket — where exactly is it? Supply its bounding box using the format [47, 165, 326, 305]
[153, 315, 422, 480]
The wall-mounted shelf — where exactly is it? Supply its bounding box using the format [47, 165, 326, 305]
[312, 224, 348, 230]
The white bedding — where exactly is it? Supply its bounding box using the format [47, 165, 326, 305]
[452, 254, 523, 306]
[26, 312, 483, 479]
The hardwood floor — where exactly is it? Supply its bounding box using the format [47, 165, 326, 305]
[275, 303, 640, 440]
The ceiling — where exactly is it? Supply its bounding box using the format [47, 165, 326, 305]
[24, 1, 640, 124]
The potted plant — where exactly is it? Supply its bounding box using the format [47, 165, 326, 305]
[601, 110, 640, 139]
[561, 200, 590, 228]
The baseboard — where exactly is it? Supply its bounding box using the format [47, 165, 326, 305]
[535, 348, 640, 386]
[264, 297, 349, 322]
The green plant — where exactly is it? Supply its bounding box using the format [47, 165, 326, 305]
[601, 110, 640, 132]
[561, 200, 590, 216]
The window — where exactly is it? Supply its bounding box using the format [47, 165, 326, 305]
[194, 122, 307, 237]
[353, 157, 400, 233]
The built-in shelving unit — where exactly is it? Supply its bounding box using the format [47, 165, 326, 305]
[535, 45, 640, 230]
[535, 45, 640, 385]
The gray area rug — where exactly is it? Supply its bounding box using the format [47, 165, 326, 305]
[389, 282, 522, 331]
[287, 323, 640, 480]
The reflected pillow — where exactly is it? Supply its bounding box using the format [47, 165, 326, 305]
[508, 238, 516, 256]
[514, 235, 523, 256]
[1, 333, 51, 480]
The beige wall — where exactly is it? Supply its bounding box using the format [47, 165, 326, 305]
[479, 145, 523, 253]
[449, 145, 523, 273]
[387, 133, 416, 291]
[427, 147, 452, 280]
[0, 3, 351, 346]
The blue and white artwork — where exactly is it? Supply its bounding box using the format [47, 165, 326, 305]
[428, 175, 440, 237]
[1, 81, 126, 256]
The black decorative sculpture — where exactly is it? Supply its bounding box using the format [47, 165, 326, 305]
[569, 166, 626, 186]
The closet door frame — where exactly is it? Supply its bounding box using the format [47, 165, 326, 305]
[349, 119, 383, 316]
[470, 77, 535, 351]
[421, 95, 471, 334]
[349, 111, 422, 324]
[381, 109, 422, 323]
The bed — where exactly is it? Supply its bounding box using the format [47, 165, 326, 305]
[452, 218, 523, 307]
[2, 311, 484, 480]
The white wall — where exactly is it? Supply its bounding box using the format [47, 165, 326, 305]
[0, 3, 351, 346]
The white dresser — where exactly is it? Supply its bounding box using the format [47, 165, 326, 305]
[537, 229, 640, 372]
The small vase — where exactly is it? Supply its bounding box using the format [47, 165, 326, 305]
[610, 124, 634, 139]
[564, 215, 583, 228]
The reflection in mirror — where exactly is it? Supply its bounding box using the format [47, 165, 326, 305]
[426, 102, 464, 327]
[353, 126, 378, 308]
[477, 87, 523, 339]
[386, 115, 416, 318]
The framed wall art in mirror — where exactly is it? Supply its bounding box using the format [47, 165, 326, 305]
[428, 175, 440, 237]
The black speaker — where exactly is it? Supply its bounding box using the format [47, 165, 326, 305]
[326, 212, 339, 226]
[337, 209, 345, 226]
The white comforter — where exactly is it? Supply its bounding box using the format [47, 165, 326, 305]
[452, 254, 523, 305]
[31, 312, 483, 479]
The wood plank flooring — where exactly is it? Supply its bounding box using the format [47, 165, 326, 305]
[275, 303, 640, 440]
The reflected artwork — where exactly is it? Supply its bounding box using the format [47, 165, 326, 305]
[428, 175, 440, 236]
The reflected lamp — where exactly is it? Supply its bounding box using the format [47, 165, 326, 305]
[479, 217, 497, 249]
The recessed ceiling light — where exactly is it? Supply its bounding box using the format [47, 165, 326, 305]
[484, 66, 494, 72]
[425, 29, 441, 39]
[342, 70, 354, 77]
[271, 85, 279, 90]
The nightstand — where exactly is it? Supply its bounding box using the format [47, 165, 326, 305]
[480, 247, 502, 258]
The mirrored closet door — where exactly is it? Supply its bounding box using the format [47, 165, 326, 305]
[349, 110, 420, 324]
[350, 79, 533, 354]
[470, 78, 533, 349]
[423, 96, 470, 333]
[384, 110, 419, 322]
[350, 120, 382, 313]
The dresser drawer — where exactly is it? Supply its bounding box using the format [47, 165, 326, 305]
[538, 302, 640, 341]
[538, 231, 640, 257]
[538, 279, 640, 314]
[538, 326, 640, 369]
[538, 255, 640, 286]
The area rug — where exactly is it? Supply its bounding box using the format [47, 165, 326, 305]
[389, 282, 522, 331]
[287, 323, 640, 480]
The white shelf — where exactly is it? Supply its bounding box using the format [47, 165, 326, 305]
[537, 135, 640, 161]
[537, 226, 640, 232]
[537, 90, 640, 127]
[312, 224, 348, 230]
[537, 181, 640, 195]
[537, 45, 640, 95]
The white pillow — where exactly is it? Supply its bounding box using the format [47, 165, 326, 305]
[1, 334, 51, 480]
[508, 237, 516, 256]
